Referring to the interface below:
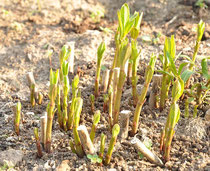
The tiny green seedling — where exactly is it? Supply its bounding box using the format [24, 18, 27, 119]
[87, 154, 102, 164]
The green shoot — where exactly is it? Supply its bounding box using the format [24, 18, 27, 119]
[131, 54, 157, 136]
[14, 102, 21, 136]
[90, 110, 101, 143]
[46, 69, 59, 153]
[87, 154, 102, 164]
[95, 42, 106, 97]
[34, 128, 43, 158]
[90, 94, 95, 114]
[73, 97, 85, 157]
[104, 124, 120, 165]
[159, 35, 176, 111]
[62, 61, 70, 131]
[68, 75, 79, 130]
[99, 133, 106, 161]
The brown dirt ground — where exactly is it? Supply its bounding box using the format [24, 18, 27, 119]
[0, 0, 209, 170]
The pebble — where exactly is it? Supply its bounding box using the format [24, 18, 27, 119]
[0, 149, 24, 167]
[205, 108, 210, 121]
[56, 160, 70, 171]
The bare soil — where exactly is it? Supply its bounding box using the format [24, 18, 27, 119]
[0, 0, 209, 170]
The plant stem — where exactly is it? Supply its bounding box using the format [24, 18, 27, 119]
[104, 124, 120, 165]
[131, 54, 156, 136]
[14, 102, 21, 136]
[184, 99, 189, 118]
[34, 128, 43, 158]
[99, 133, 106, 161]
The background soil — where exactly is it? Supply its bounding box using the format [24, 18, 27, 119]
[0, 0, 209, 170]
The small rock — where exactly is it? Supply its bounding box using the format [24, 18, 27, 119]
[205, 109, 210, 121]
[56, 160, 70, 171]
[0, 149, 24, 167]
[25, 112, 34, 116]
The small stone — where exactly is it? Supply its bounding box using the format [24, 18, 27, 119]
[25, 112, 34, 116]
[0, 149, 24, 167]
[56, 160, 70, 171]
[205, 109, 210, 121]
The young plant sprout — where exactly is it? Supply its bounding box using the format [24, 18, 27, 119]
[73, 97, 85, 157]
[14, 101, 21, 136]
[40, 114, 47, 149]
[46, 69, 59, 153]
[159, 35, 176, 111]
[34, 127, 43, 158]
[26, 72, 38, 107]
[95, 42, 106, 97]
[66, 41, 75, 74]
[90, 110, 101, 143]
[183, 57, 209, 118]
[87, 154, 102, 164]
[104, 124, 120, 165]
[131, 40, 141, 105]
[68, 75, 79, 130]
[113, 42, 132, 124]
[69, 139, 77, 154]
[108, 86, 113, 129]
[30, 84, 36, 107]
[103, 94, 109, 112]
[159, 48, 185, 161]
[62, 61, 70, 131]
[90, 94, 95, 114]
[56, 84, 62, 128]
[59, 45, 71, 83]
[107, 3, 139, 89]
[99, 133, 106, 162]
[131, 54, 157, 136]
[185, 20, 205, 88]
[38, 92, 43, 105]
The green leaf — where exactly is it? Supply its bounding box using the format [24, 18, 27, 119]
[97, 42, 106, 62]
[159, 54, 164, 64]
[166, 51, 177, 76]
[93, 110, 101, 125]
[178, 62, 188, 75]
[201, 58, 210, 80]
[157, 70, 174, 77]
[112, 124, 120, 137]
[87, 154, 102, 163]
[197, 20, 205, 42]
[181, 69, 194, 83]
[179, 55, 193, 63]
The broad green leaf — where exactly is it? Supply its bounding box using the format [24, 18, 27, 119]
[181, 69, 194, 83]
[201, 58, 210, 80]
